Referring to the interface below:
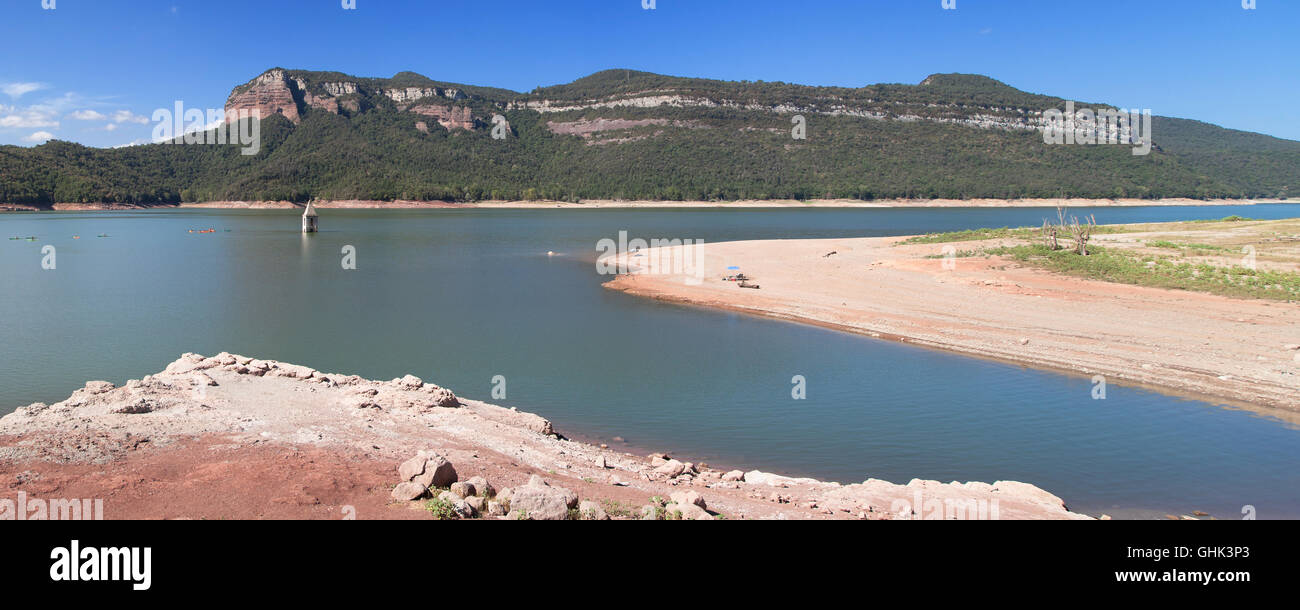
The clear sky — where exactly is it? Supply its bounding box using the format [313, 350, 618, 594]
[2, 0, 1296, 148]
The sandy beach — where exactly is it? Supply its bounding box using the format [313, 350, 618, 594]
[604, 220, 1300, 419]
[0, 353, 1087, 520]
[1, 197, 1290, 212]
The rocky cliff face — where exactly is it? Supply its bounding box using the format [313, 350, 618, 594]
[409, 104, 474, 131]
[385, 86, 466, 103]
[225, 69, 301, 123]
[224, 69, 475, 129]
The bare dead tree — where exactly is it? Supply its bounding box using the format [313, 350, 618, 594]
[1046, 205, 1096, 255]
[1041, 219, 1059, 250]
[1066, 213, 1097, 255]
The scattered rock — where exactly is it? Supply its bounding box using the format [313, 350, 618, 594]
[449, 481, 476, 498]
[111, 398, 154, 414]
[398, 453, 458, 488]
[438, 490, 463, 504]
[438, 491, 474, 518]
[423, 387, 460, 409]
[391, 482, 428, 501]
[272, 363, 317, 379]
[466, 476, 495, 498]
[579, 500, 609, 520]
[397, 455, 424, 481]
[654, 459, 686, 478]
[664, 502, 713, 520]
[163, 353, 206, 375]
[722, 470, 745, 482]
[83, 381, 116, 395]
[486, 501, 506, 517]
[464, 496, 486, 513]
[211, 353, 238, 366]
[509, 477, 578, 520]
[670, 490, 707, 511]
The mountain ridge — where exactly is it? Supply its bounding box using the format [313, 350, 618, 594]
[0, 68, 1295, 206]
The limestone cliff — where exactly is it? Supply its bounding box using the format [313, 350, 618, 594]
[224, 69, 301, 123]
[408, 104, 474, 131]
[224, 69, 477, 130]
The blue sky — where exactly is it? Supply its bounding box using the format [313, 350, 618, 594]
[2, 0, 1296, 147]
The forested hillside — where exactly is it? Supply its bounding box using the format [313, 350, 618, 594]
[1, 69, 1295, 207]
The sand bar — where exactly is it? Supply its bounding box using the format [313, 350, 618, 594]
[604, 221, 1300, 419]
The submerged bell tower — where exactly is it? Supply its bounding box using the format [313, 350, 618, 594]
[302, 201, 319, 233]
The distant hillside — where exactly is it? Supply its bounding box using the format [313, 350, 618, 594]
[0, 68, 1295, 206]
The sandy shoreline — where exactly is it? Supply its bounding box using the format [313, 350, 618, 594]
[603, 223, 1300, 420]
[1, 197, 1291, 212]
[0, 353, 1089, 520]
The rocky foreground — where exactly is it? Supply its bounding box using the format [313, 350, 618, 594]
[0, 354, 1089, 520]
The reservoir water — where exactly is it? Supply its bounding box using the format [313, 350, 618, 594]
[3, 204, 1299, 518]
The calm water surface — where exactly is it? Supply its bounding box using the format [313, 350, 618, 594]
[3, 205, 1299, 518]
